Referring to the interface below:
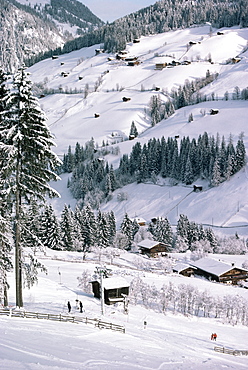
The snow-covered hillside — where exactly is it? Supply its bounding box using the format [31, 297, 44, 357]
[28, 25, 248, 236]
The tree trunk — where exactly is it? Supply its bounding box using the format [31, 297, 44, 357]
[3, 282, 8, 307]
[15, 153, 23, 308]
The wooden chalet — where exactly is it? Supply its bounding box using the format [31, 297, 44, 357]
[138, 239, 169, 257]
[155, 62, 167, 70]
[91, 277, 129, 305]
[173, 263, 196, 277]
[131, 217, 146, 226]
[190, 258, 248, 285]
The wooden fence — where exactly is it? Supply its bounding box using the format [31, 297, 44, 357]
[0, 308, 125, 333]
[214, 346, 248, 356]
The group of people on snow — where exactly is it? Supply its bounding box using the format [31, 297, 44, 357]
[67, 300, 83, 313]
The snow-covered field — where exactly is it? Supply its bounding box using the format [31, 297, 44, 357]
[1, 249, 248, 369]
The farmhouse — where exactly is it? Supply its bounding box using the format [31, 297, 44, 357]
[91, 277, 129, 305]
[173, 263, 196, 277]
[190, 258, 248, 284]
[138, 239, 169, 257]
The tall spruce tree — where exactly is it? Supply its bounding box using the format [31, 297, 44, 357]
[40, 204, 62, 250]
[0, 66, 61, 307]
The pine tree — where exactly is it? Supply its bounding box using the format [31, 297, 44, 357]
[60, 205, 75, 251]
[152, 218, 173, 247]
[40, 204, 62, 250]
[129, 121, 138, 138]
[0, 66, 61, 307]
[211, 157, 222, 187]
[120, 213, 133, 250]
[107, 211, 116, 245]
[176, 214, 190, 247]
[183, 153, 194, 185]
[235, 133, 246, 171]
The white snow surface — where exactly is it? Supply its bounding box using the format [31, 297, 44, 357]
[1, 249, 248, 369]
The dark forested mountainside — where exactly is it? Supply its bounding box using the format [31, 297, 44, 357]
[0, 0, 64, 72]
[45, 0, 104, 34]
[30, 0, 248, 64]
[0, 0, 104, 72]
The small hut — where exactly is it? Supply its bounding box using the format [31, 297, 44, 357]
[91, 277, 129, 305]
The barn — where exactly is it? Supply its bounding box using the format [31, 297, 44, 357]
[173, 263, 196, 277]
[190, 258, 248, 285]
[91, 277, 130, 305]
[138, 239, 169, 257]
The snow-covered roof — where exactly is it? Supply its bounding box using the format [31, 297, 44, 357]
[101, 277, 130, 289]
[173, 263, 196, 273]
[131, 217, 146, 224]
[190, 258, 241, 277]
[137, 239, 161, 250]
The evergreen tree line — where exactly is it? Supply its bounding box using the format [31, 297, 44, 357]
[118, 133, 246, 186]
[64, 132, 246, 209]
[26, 0, 248, 66]
[130, 278, 248, 326]
[22, 200, 247, 257]
[29, 203, 117, 258]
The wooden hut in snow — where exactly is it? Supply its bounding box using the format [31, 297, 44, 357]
[91, 277, 129, 305]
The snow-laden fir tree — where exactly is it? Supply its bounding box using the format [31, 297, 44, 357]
[129, 121, 138, 138]
[120, 213, 134, 250]
[0, 66, 61, 307]
[60, 205, 76, 251]
[40, 204, 62, 250]
[151, 217, 173, 247]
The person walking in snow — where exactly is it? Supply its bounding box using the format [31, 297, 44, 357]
[213, 333, 217, 341]
[67, 301, 71, 313]
[79, 301, 83, 313]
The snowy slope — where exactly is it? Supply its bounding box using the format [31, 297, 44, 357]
[28, 25, 248, 236]
[1, 249, 248, 369]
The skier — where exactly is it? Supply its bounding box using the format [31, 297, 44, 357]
[67, 301, 71, 313]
